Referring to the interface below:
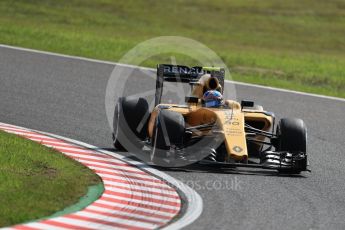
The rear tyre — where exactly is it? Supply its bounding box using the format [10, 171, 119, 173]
[112, 133, 125, 151]
[276, 118, 307, 174]
[113, 97, 149, 151]
[151, 110, 185, 166]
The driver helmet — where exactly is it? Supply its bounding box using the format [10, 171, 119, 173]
[203, 90, 223, 107]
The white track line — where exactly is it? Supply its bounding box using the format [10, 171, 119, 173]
[225, 80, 345, 102]
[1, 44, 344, 102]
[0, 44, 153, 71]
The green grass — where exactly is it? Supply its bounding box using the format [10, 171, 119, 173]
[0, 130, 101, 227]
[0, 0, 344, 98]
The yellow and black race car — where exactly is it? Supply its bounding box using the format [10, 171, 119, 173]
[112, 64, 309, 174]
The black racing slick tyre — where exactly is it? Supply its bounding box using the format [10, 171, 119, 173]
[278, 118, 307, 152]
[151, 110, 185, 166]
[276, 118, 307, 174]
[112, 97, 149, 151]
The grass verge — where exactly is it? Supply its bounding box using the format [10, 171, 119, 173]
[0, 0, 344, 98]
[0, 130, 102, 227]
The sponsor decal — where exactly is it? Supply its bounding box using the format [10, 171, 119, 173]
[233, 146, 243, 153]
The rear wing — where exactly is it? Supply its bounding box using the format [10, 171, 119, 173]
[157, 64, 224, 82]
[155, 64, 225, 106]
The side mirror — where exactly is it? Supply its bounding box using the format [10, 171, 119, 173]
[241, 100, 254, 109]
[185, 96, 199, 103]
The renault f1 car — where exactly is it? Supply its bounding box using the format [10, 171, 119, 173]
[112, 64, 309, 174]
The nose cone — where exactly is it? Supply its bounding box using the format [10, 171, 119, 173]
[214, 109, 248, 162]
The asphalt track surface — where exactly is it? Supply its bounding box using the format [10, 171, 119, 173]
[1, 46, 345, 230]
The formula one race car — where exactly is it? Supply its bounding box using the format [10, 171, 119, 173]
[112, 64, 309, 174]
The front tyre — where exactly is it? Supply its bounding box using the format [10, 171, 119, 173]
[276, 118, 307, 174]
